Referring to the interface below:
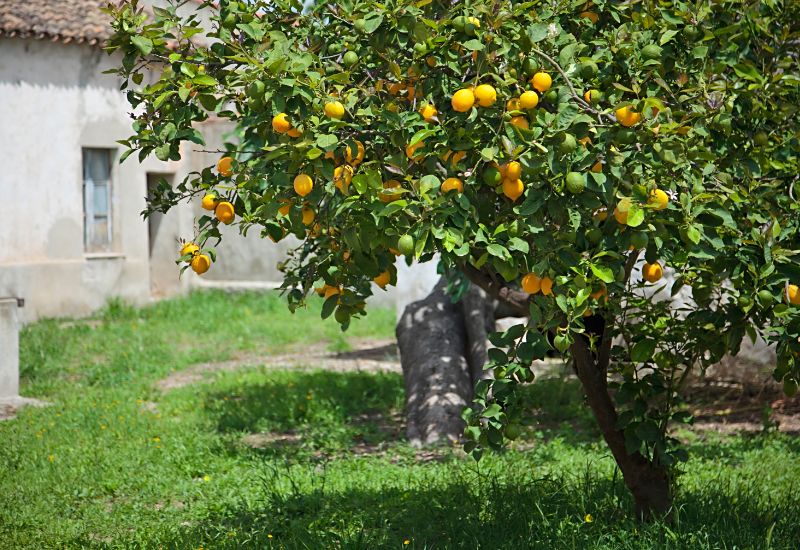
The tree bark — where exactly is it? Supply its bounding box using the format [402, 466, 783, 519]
[396, 278, 473, 446]
[571, 337, 672, 519]
[461, 284, 496, 386]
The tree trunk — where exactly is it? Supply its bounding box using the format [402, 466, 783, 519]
[396, 278, 495, 446]
[571, 337, 672, 519]
[459, 260, 673, 520]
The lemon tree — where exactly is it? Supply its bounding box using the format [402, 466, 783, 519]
[107, 0, 800, 517]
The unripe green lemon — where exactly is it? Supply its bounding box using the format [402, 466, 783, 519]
[641, 44, 662, 61]
[586, 228, 603, 244]
[565, 172, 585, 194]
[544, 90, 558, 104]
[334, 307, 350, 324]
[554, 334, 571, 353]
[784, 378, 798, 397]
[354, 19, 366, 33]
[397, 234, 415, 256]
[754, 131, 769, 147]
[343, 51, 359, 67]
[580, 61, 599, 80]
[452, 16, 466, 32]
[482, 166, 502, 186]
[560, 134, 577, 154]
[757, 289, 774, 307]
[504, 424, 522, 440]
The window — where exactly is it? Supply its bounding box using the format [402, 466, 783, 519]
[83, 149, 113, 251]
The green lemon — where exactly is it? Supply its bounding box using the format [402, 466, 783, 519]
[397, 234, 415, 256]
[757, 289, 774, 307]
[641, 44, 662, 61]
[580, 61, 599, 80]
[343, 51, 359, 67]
[334, 307, 350, 324]
[586, 228, 603, 244]
[754, 131, 769, 147]
[560, 133, 577, 154]
[452, 16, 467, 32]
[504, 424, 522, 440]
[565, 171, 585, 194]
[783, 378, 798, 397]
[482, 166, 502, 186]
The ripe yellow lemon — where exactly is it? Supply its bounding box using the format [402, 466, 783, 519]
[787, 284, 800, 305]
[379, 180, 401, 203]
[294, 173, 314, 196]
[324, 100, 345, 119]
[648, 188, 669, 210]
[278, 199, 292, 216]
[510, 116, 530, 130]
[442, 149, 467, 167]
[506, 98, 520, 111]
[532, 72, 552, 93]
[201, 194, 218, 211]
[345, 140, 365, 165]
[614, 198, 632, 225]
[591, 161, 603, 173]
[615, 105, 642, 127]
[441, 177, 464, 193]
[217, 156, 234, 177]
[180, 242, 199, 257]
[373, 271, 391, 289]
[287, 128, 302, 138]
[521, 273, 541, 294]
[474, 84, 497, 107]
[406, 140, 425, 162]
[301, 205, 315, 226]
[215, 201, 235, 224]
[334, 165, 354, 193]
[505, 161, 522, 180]
[540, 277, 554, 296]
[579, 11, 599, 24]
[642, 262, 663, 283]
[519, 91, 539, 109]
[502, 178, 524, 201]
[272, 113, 291, 133]
[191, 253, 211, 274]
[451, 88, 475, 112]
[420, 103, 438, 123]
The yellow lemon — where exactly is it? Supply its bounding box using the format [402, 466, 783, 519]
[217, 156, 234, 177]
[519, 91, 539, 109]
[420, 103, 438, 123]
[201, 194, 218, 211]
[502, 178, 524, 201]
[648, 189, 669, 210]
[215, 201, 235, 224]
[474, 84, 497, 107]
[532, 72, 552, 93]
[379, 180, 402, 203]
[345, 140, 365, 165]
[324, 101, 345, 119]
[510, 116, 530, 130]
[191, 254, 211, 274]
[451, 88, 476, 112]
[441, 177, 464, 194]
[521, 273, 541, 294]
[272, 113, 291, 133]
[642, 262, 663, 283]
[294, 173, 314, 196]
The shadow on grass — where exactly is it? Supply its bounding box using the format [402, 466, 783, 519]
[201, 370, 406, 455]
[143, 462, 800, 550]
[516, 376, 601, 444]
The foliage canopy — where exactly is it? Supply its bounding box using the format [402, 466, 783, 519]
[107, 0, 800, 479]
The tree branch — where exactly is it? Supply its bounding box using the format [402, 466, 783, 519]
[459, 262, 530, 317]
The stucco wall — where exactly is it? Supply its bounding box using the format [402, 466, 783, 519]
[0, 38, 173, 321]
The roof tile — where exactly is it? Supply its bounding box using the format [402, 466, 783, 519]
[0, 0, 112, 44]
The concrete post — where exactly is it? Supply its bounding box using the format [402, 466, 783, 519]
[0, 298, 21, 398]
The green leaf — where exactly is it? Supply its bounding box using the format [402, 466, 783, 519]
[659, 29, 679, 45]
[590, 264, 615, 283]
[459, 38, 484, 52]
[131, 35, 153, 55]
[315, 134, 339, 148]
[631, 339, 657, 363]
[487, 244, 510, 260]
[507, 237, 529, 254]
[526, 24, 549, 43]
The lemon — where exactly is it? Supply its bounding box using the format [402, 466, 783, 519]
[272, 113, 291, 133]
[441, 177, 464, 194]
[531, 72, 552, 93]
[324, 100, 345, 119]
[201, 194, 218, 211]
[519, 91, 539, 109]
[502, 178, 524, 201]
[451, 88, 475, 112]
[648, 189, 669, 210]
[397, 234, 415, 256]
[474, 84, 497, 107]
[191, 254, 211, 274]
[215, 201, 235, 224]
[565, 172, 585, 194]
[642, 262, 663, 283]
[216, 156, 234, 177]
[293, 173, 314, 196]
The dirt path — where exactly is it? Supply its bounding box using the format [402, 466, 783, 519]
[156, 338, 400, 391]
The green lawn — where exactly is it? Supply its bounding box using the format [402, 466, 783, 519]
[1, 290, 798, 549]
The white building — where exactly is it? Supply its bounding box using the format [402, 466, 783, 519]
[0, 0, 300, 323]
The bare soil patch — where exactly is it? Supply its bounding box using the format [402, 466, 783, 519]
[156, 338, 400, 391]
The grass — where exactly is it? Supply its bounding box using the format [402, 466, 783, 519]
[1, 290, 799, 549]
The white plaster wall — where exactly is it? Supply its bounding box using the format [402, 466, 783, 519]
[0, 38, 189, 321]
